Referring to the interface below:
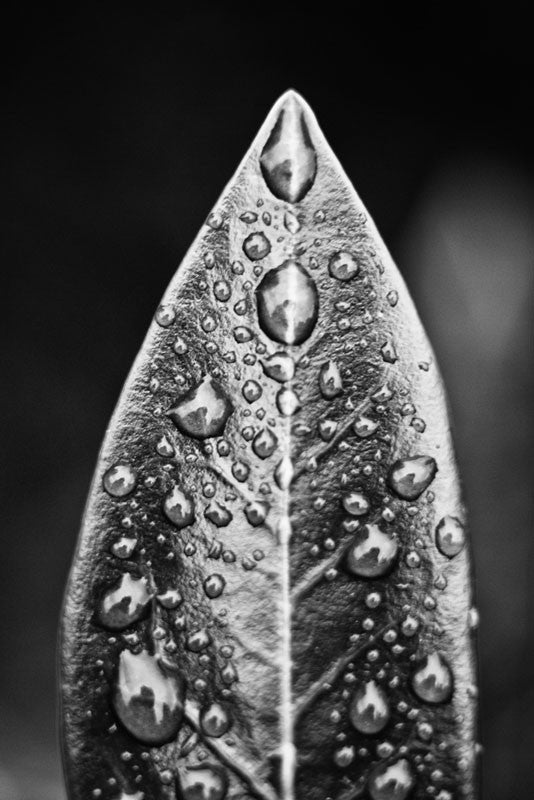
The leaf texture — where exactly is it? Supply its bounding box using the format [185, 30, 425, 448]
[60, 91, 478, 800]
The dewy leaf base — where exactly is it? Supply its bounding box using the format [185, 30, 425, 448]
[60, 91, 478, 800]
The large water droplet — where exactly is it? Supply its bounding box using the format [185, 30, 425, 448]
[388, 455, 437, 500]
[252, 428, 278, 459]
[204, 502, 233, 527]
[411, 652, 453, 704]
[256, 260, 319, 345]
[200, 702, 231, 737]
[346, 524, 398, 578]
[262, 352, 296, 382]
[276, 387, 301, 416]
[435, 515, 465, 558]
[103, 464, 137, 497]
[319, 360, 343, 399]
[259, 94, 317, 203]
[163, 485, 195, 529]
[169, 376, 233, 439]
[98, 574, 152, 630]
[112, 650, 184, 745]
[178, 765, 228, 800]
[368, 758, 415, 800]
[349, 680, 390, 734]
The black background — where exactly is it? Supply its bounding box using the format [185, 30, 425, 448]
[2, 6, 533, 799]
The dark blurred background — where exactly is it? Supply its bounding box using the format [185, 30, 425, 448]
[1, 6, 532, 799]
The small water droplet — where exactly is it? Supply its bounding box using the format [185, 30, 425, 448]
[342, 491, 370, 516]
[352, 414, 378, 438]
[371, 384, 394, 403]
[157, 589, 183, 609]
[259, 95, 317, 202]
[239, 211, 258, 224]
[349, 680, 390, 734]
[346, 524, 398, 578]
[98, 574, 152, 630]
[401, 616, 419, 637]
[262, 352, 296, 383]
[204, 502, 233, 528]
[388, 456, 437, 500]
[284, 211, 301, 233]
[244, 501, 269, 526]
[368, 758, 415, 800]
[276, 387, 301, 416]
[411, 652, 453, 704]
[233, 326, 254, 343]
[231, 461, 250, 482]
[319, 360, 343, 399]
[186, 629, 211, 652]
[156, 436, 175, 457]
[112, 649, 184, 745]
[243, 232, 271, 261]
[256, 260, 319, 345]
[386, 290, 399, 307]
[200, 703, 231, 737]
[178, 765, 228, 800]
[329, 251, 360, 281]
[318, 419, 338, 441]
[213, 280, 231, 302]
[381, 340, 398, 364]
[169, 376, 233, 439]
[203, 574, 226, 599]
[334, 745, 355, 767]
[252, 428, 278, 459]
[163, 485, 195, 529]
[242, 380, 263, 403]
[435, 515, 465, 558]
[103, 464, 137, 497]
[155, 305, 176, 327]
[112, 536, 138, 559]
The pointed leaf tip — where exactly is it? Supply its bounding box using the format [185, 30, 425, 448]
[61, 94, 478, 800]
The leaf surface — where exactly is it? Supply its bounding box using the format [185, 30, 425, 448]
[60, 91, 478, 800]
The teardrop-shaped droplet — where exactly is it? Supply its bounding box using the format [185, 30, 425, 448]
[349, 680, 390, 734]
[368, 758, 415, 800]
[318, 419, 338, 441]
[259, 93, 317, 203]
[204, 501, 233, 528]
[200, 702, 231, 737]
[276, 387, 301, 416]
[346, 524, 399, 578]
[168, 376, 233, 439]
[98, 573, 152, 630]
[111, 536, 138, 559]
[411, 652, 453, 704]
[319, 360, 343, 399]
[103, 464, 137, 497]
[112, 650, 184, 745]
[256, 260, 319, 345]
[388, 455, 437, 500]
[163, 485, 195, 529]
[353, 414, 379, 438]
[262, 351, 296, 382]
[252, 428, 278, 459]
[275, 455, 294, 489]
[435, 515, 465, 558]
[178, 765, 228, 800]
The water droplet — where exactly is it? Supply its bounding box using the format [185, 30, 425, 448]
[213, 280, 231, 302]
[386, 290, 399, 307]
[371, 384, 394, 403]
[112, 649, 184, 745]
[388, 456, 437, 500]
[169, 376, 233, 439]
[186, 629, 211, 652]
[163, 485, 195, 529]
[204, 502, 233, 527]
[243, 232, 271, 261]
[103, 464, 137, 497]
[98, 574, 152, 630]
[239, 211, 258, 224]
[157, 589, 183, 609]
[381, 340, 398, 364]
[201, 315, 217, 333]
[244, 501, 269, 526]
[319, 360, 343, 399]
[275, 455, 293, 489]
[353, 414, 378, 438]
[329, 251, 360, 281]
[112, 536, 138, 559]
[349, 680, 390, 734]
[342, 491, 370, 516]
[334, 745, 355, 767]
[262, 352, 296, 383]
[200, 703, 231, 737]
[276, 387, 301, 416]
[346, 524, 398, 578]
[411, 652, 453, 704]
[284, 211, 300, 233]
[155, 304, 176, 327]
[242, 380, 263, 403]
[256, 260, 319, 345]
[368, 758, 415, 800]
[435, 515, 465, 558]
[233, 326, 253, 343]
[203, 574, 226, 599]
[252, 428, 278, 459]
[231, 461, 250, 482]
[178, 765, 228, 800]
[156, 436, 175, 457]
[318, 419, 337, 441]
[259, 95, 316, 202]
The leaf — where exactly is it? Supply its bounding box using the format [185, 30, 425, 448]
[60, 91, 478, 800]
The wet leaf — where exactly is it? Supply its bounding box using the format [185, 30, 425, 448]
[60, 91, 478, 800]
